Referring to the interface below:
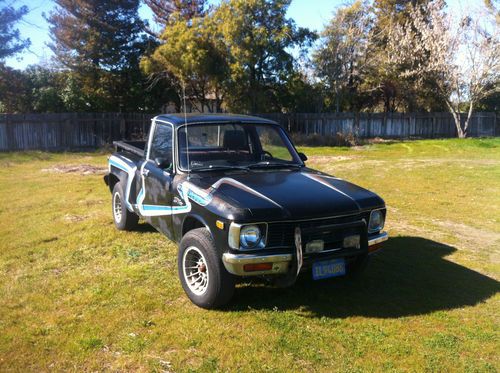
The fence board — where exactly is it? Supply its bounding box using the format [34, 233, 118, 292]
[0, 112, 497, 151]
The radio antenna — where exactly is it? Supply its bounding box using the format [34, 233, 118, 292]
[182, 81, 190, 180]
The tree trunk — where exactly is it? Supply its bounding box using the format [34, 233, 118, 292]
[463, 101, 475, 138]
[446, 100, 466, 138]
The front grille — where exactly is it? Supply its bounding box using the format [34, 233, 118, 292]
[266, 212, 369, 249]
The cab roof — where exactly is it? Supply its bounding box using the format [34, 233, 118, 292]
[153, 113, 278, 127]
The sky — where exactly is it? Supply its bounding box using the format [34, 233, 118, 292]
[5, 0, 469, 70]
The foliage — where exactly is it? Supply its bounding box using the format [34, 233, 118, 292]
[387, 0, 500, 137]
[0, 0, 30, 61]
[142, 0, 316, 113]
[0, 64, 31, 112]
[313, 0, 447, 113]
[275, 72, 323, 113]
[141, 13, 228, 113]
[212, 0, 316, 113]
[1, 0, 498, 117]
[48, 0, 144, 72]
[24, 66, 66, 112]
[0, 140, 499, 370]
[313, 1, 372, 112]
[145, 0, 207, 27]
[45, 0, 173, 112]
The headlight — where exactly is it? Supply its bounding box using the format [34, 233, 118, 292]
[228, 223, 267, 250]
[368, 210, 385, 233]
[240, 225, 262, 249]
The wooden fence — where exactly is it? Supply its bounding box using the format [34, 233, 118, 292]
[0, 112, 498, 151]
[257, 112, 499, 139]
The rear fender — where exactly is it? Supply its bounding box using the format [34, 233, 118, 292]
[107, 155, 139, 212]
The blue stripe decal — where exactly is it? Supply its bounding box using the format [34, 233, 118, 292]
[109, 159, 129, 172]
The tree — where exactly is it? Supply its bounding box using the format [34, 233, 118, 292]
[313, 0, 446, 113]
[0, 65, 31, 112]
[368, 0, 450, 112]
[212, 0, 316, 113]
[142, 0, 315, 113]
[141, 13, 228, 113]
[145, 0, 207, 27]
[48, 0, 144, 71]
[25, 66, 66, 112]
[388, 0, 500, 137]
[313, 1, 372, 112]
[0, 0, 30, 61]
[47, 0, 153, 111]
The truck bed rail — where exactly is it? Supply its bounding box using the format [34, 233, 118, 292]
[113, 141, 145, 157]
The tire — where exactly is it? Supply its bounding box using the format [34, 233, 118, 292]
[112, 182, 139, 231]
[178, 228, 235, 309]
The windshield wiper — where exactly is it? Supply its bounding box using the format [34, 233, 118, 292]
[248, 162, 302, 169]
[192, 165, 249, 172]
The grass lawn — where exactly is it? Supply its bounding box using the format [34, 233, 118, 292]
[0, 138, 499, 372]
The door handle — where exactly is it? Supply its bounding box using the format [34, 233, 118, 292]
[141, 169, 150, 177]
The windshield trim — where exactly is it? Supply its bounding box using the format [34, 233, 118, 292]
[175, 121, 304, 173]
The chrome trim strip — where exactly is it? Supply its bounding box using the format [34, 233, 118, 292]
[368, 232, 388, 246]
[222, 252, 292, 276]
[228, 222, 241, 249]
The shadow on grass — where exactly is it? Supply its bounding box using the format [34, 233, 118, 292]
[229, 236, 500, 318]
[135, 222, 157, 233]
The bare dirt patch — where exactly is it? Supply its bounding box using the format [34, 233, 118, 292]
[395, 158, 499, 170]
[308, 155, 357, 162]
[389, 213, 500, 267]
[435, 220, 500, 251]
[42, 164, 107, 175]
[63, 214, 88, 222]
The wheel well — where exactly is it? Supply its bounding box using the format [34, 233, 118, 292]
[108, 174, 120, 192]
[182, 216, 206, 236]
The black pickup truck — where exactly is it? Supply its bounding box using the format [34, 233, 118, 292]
[104, 114, 388, 308]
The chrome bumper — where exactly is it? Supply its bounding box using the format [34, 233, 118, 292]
[368, 232, 389, 246]
[222, 232, 388, 276]
[222, 253, 292, 276]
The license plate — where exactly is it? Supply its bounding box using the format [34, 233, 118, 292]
[312, 258, 346, 280]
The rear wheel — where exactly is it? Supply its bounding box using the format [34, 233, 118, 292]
[178, 228, 235, 309]
[112, 182, 139, 231]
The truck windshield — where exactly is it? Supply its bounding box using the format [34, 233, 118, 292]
[178, 123, 301, 172]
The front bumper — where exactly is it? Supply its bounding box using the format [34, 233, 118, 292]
[222, 253, 292, 276]
[222, 231, 388, 276]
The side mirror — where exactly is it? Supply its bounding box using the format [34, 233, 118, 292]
[298, 152, 308, 162]
[155, 157, 172, 170]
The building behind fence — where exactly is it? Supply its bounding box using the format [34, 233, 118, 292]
[0, 112, 498, 151]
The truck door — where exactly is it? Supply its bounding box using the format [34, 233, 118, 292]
[139, 121, 175, 238]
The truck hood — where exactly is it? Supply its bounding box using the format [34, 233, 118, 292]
[186, 169, 384, 220]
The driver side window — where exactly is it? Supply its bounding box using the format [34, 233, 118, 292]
[150, 123, 173, 167]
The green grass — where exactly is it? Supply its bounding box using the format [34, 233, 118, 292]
[0, 138, 499, 372]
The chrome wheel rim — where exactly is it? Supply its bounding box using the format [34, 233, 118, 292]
[113, 192, 122, 223]
[182, 246, 209, 296]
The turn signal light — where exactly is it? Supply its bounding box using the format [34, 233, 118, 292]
[243, 263, 273, 272]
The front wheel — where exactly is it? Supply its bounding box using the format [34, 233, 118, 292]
[178, 228, 235, 309]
